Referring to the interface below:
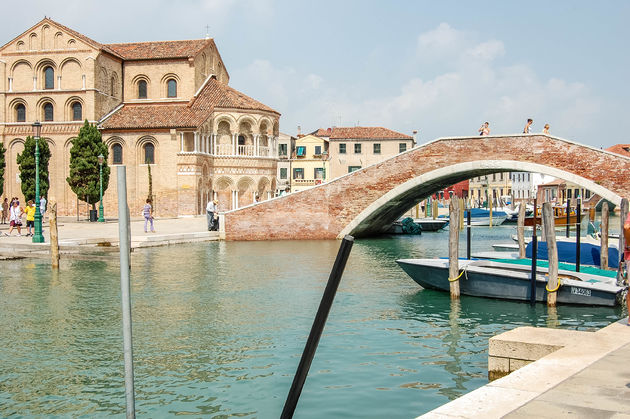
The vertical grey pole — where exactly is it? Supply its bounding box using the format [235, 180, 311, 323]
[117, 166, 136, 418]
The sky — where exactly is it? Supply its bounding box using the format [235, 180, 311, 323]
[2, 0, 629, 148]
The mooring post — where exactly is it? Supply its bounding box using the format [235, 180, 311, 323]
[459, 199, 464, 231]
[619, 198, 629, 269]
[281, 236, 354, 419]
[601, 202, 609, 270]
[448, 197, 460, 299]
[566, 198, 571, 238]
[466, 208, 471, 260]
[488, 197, 493, 228]
[117, 166, 136, 419]
[432, 199, 438, 220]
[50, 202, 59, 269]
[530, 198, 538, 306]
[542, 203, 559, 306]
[517, 202, 526, 259]
[576, 198, 581, 272]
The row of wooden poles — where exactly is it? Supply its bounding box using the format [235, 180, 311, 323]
[447, 196, 628, 307]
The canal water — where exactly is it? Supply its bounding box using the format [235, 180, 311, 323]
[0, 224, 625, 418]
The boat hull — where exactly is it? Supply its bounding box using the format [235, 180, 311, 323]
[396, 259, 623, 306]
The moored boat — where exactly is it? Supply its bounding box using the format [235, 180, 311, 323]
[396, 258, 626, 306]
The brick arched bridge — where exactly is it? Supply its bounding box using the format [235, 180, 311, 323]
[224, 134, 630, 240]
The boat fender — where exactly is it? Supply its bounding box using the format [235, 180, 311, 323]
[545, 279, 562, 293]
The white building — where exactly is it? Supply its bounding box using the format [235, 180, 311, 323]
[510, 172, 555, 200]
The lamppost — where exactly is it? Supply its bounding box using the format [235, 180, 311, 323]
[32, 121, 44, 243]
[98, 153, 105, 222]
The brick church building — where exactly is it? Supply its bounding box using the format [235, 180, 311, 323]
[0, 18, 280, 217]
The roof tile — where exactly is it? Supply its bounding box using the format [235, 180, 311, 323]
[314, 126, 412, 140]
[106, 39, 212, 60]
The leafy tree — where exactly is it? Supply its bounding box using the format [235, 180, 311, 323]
[16, 136, 51, 202]
[66, 120, 110, 210]
[0, 141, 5, 197]
[147, 161, 153, 201]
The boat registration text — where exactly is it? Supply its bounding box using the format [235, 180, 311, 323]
[571, 287, 591, 297]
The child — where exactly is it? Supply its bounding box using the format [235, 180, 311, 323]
[143, 198, 155, 233]
[25, 200, 36, 237]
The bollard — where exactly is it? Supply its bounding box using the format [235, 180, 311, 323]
[601, 202, 609, 270]
[542, 203, 559, 306]
[281, 236, 354, 418]
[466, 208, 471, 260]
[117, 166, 136, 419]
[50, 202, 59, 269]
[448, 197, 460, 299]
[530, 198, 538, 306]
[517, 202, 526, 259]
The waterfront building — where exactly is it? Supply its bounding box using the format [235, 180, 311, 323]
[510, 172, 555, 201]
[468, 172, 512, 205]
[289, 134, 329, 192]
[537, 179, 593, 206]
[276, 132, 295, 195]
[606, 144, 630, 158]
[0, 18, 280, 217]
[313, 126, 414, 180]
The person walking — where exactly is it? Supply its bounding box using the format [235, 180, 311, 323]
[478, 122, 490, 136]
[542, 124, 550, 134]
[1, 197, 8, 224]
[40, 195, 47, 221]
[6, 200, 23, 236]
[143, 198, 155, 233]
[24, 200, 36, 237]
[206, 198, 217, 231]
[523, 118, 533, 133]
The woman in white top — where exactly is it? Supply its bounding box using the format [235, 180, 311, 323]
[6, 200, 23, 236]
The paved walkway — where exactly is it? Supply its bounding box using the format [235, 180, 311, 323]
[422, 318, 630, 418]
[0, 215, 219, 258]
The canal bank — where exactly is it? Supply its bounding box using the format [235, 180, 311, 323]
[420, 318, 630, 418]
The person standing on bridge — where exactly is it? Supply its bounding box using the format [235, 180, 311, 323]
[478, 122, 490, 136]
[543, 124, 550, 134]
[523, 119, 533, 133]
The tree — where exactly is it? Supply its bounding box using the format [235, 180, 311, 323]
[0, 142, 5, 197]
[66, 120, 110, 210]
[147, 161, 153, 201]
[16, 136, 51, 202]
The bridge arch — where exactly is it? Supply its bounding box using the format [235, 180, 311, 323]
[224, 134, 630, 240]
[340, 160, 623, 238]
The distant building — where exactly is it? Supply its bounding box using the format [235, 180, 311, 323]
[510, 172, 555, 200]
[536, 179, 593, 206]
[469, 172, 512, 205]
[289, 134, 329, 192]
[433, 180, 469, 199]
[276, 132, 295, 195]
[605, 144, 630, 158]
[313, 126, 414, 179]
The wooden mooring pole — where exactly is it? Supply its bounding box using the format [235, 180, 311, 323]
[600, 202, 609, 270]
[517, 202, 526, 259]
[619, 198, 628, 269]
[50, 202, 59, 269]
[432, 199, 438, 220]
[448, 197, 460, 299]
[542, 203, 559, 306]
[488, 197, 493, 228]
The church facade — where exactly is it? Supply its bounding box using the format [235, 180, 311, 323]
[0, 18, 280, 218]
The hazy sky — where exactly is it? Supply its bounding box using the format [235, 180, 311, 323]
[2, 1, 628, 148]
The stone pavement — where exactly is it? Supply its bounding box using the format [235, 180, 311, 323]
[0, 215, 219, 258]
[421, 318, 630, 418]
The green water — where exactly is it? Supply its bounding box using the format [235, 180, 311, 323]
[0, 226, 624, 418]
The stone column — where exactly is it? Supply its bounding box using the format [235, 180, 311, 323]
[33, 76, 37, 90]
[8, 77, 12, 92]
[194, 132, 199, 153]
[180, 132, 184, 152]
[232, 133, 237, 155]
[57, 76, 61, 90]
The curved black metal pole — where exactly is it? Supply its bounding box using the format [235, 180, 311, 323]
[281, 235, 354, 419]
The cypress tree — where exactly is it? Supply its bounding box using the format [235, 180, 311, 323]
[0, 142, 5, 197]
[16, 136, 51, 201]
[66, 120, 110, 210]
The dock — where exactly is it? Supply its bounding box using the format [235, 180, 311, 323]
[420, 318, 630, 418]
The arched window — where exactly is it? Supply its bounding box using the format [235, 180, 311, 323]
[112, 143, 123, 164]
[72, 102, 82, 121]
[144, 143, 155, 164]
[138, 80, 147, 99]
[110, 76, 116, 96]
[44, 66, 54, 89]
[16, 104, 26, 122]
[43, 102, 54, 121]
[167, 79, 177, 98]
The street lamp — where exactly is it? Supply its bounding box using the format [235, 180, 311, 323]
[32, 121, 44, 243]
[98, 153, 105, 222]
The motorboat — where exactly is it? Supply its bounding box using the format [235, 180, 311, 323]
[396, 258, 626, 306]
